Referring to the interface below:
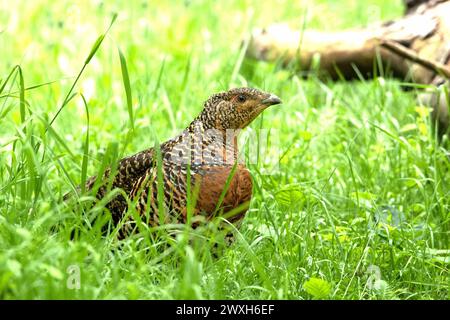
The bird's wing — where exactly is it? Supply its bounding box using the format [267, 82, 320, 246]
[108, 147, 155, 194]
[64, 147, 156, 201]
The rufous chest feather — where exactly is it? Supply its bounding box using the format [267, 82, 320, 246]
[194, 164, 253, 217]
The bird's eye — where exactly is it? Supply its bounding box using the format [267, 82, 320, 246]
[238, 95, 246, 102]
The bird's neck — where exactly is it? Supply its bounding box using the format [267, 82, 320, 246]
[163, 120, 240, 166]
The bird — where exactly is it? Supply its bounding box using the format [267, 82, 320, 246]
[77, 87, 282, 239]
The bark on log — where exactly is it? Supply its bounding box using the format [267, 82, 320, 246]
[246, 0, 450, 138]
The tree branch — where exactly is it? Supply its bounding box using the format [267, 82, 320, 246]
[379, 39, 450, 79]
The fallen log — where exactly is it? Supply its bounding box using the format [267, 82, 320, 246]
[246, 0, 450, 137]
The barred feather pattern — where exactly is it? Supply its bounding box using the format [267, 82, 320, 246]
[118, 119, 251, 237]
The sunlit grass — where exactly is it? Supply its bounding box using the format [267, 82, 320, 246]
[0, 0, 448, 299]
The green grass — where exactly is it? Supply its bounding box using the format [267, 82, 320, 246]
[0, 0, 449, 299]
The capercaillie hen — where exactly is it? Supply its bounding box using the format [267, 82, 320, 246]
[74, 87, 282, 238]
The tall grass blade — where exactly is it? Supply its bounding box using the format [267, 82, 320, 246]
[17, 66, 25, 126]
[155, 142, 165, 228]
[48, 13, 117, 130]
[118, 48, 134, 129]
[80, 94, 90, 193]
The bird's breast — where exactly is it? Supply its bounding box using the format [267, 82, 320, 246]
[192, 164, 253, 222]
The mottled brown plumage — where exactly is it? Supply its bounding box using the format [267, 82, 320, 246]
[78, 87, 282, 238]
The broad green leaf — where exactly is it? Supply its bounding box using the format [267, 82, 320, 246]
[303, 277, 331, 299]
[275, 185, 304, 207]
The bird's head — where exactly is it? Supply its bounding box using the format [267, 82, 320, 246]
[198, 87, 282, 131]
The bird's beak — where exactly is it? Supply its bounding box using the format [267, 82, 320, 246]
[262, 94, 282, 106]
